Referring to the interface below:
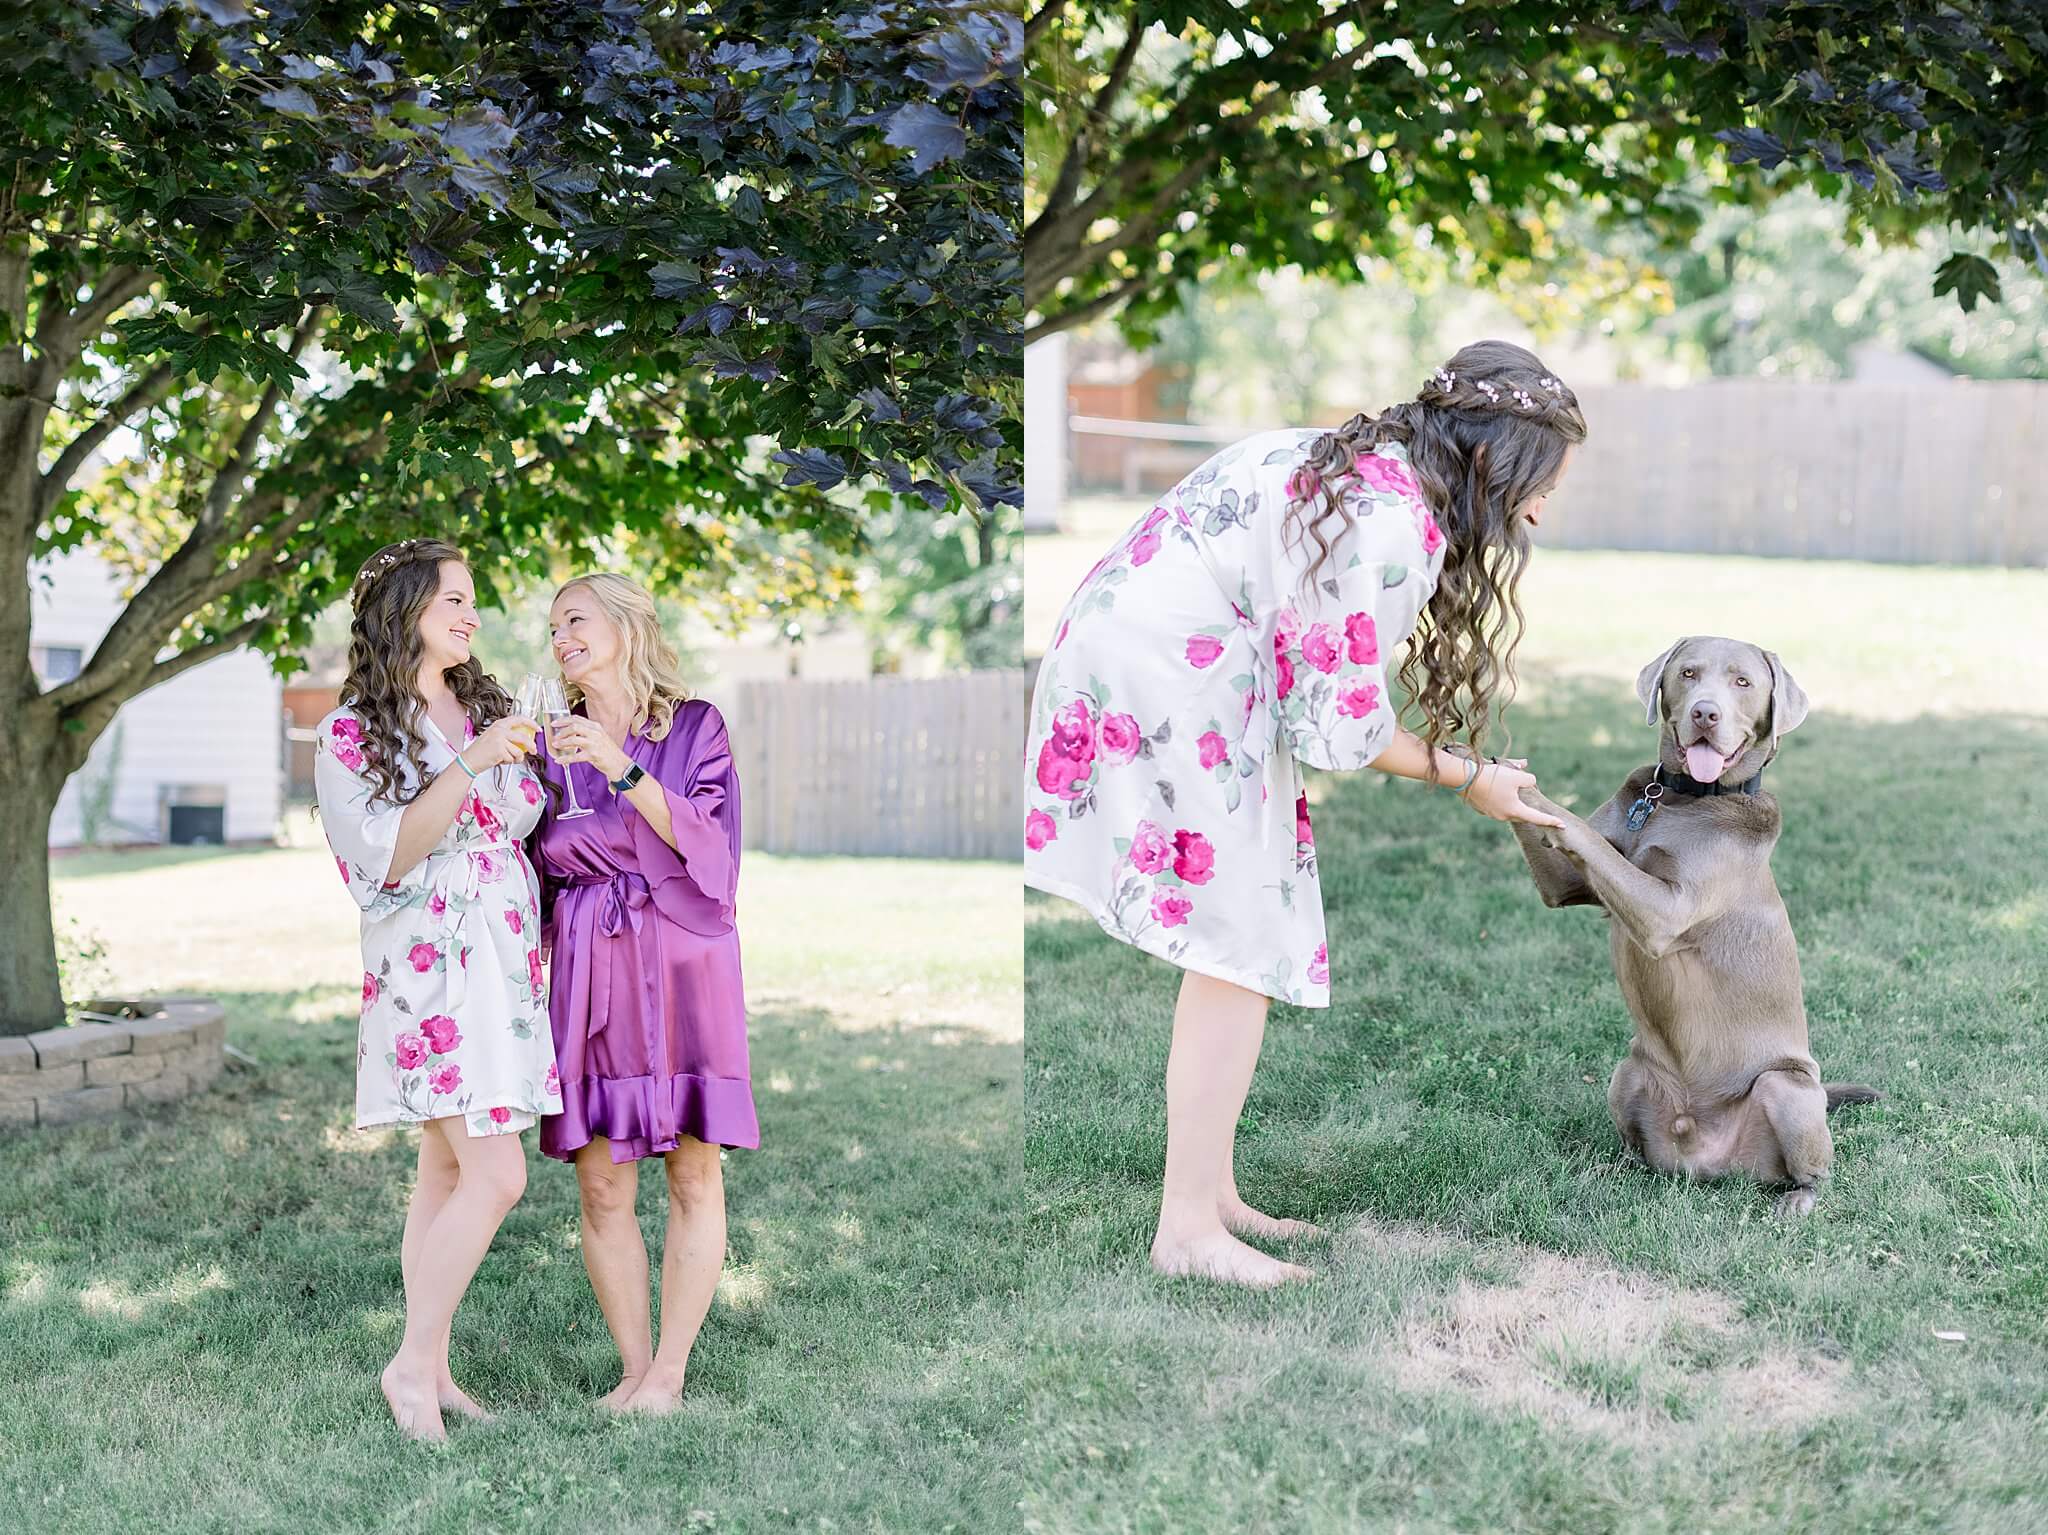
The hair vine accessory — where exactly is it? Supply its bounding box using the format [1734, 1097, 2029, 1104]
[350, 538, 429, 606]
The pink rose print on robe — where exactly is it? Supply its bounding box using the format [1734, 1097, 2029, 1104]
[362, 971, 379, 1006]
[335, 855, 352, 886]
[1024, 809, 1058, 852]
[1152, 891, 1194, 928]
[1274, 640, 1296, 701]
[1098, 712, 1143, 765]
[520, 776, 542, 806]
[544, 1063, 560, 1098]
[1197, 731, 1229, 770]
[1354, 451, 1420, 501]
[1301, 623, 1342, 675]
[528, 948, 544, 995]
[428, 890, 447, 919]
[1129, 820, 1173, 875]
[1308, 942, 1330, 987]
[1172, 829, 1216, 885]
[489, 1106, 512, 1125]
[1295, 794, 1314, 847]
[1036, 698, 1098, 800]
[1284, 466, 1316, 502]
[407, 942, 439, 973]
[470, 794, 502, 840]
[429, 1063, 463, 1095]
[1414, 502, 1445, 557]
[394, 1031, 429, 1071]
[1274, 606, 1304, 653]
[1345, 611, 1379, 666]
[331, 717, 363, 744]
[420, 1014, 462, 1054]
[333, 741, 364, 771]
[475, 850, 507, 884]
[1185, 634, 1225, 669]
[1338, 683, 1383, 720]
[1129, 505, 1168, 551]
[503, 907, 524, 935]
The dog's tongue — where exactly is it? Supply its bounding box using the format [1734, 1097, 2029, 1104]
[1685, 743, 1729, 784]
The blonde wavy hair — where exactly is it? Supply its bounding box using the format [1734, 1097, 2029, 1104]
[555, 572, 692, 742]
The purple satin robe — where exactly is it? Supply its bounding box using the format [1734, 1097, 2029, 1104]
[531, 698, 759, 1162]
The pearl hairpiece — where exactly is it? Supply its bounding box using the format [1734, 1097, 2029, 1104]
[351, 539, 427, 604]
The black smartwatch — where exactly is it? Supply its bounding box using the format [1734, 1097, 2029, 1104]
[610, 760, 646, 794]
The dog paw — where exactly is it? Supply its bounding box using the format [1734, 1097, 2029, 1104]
[1774, 1186, 1818, 1220]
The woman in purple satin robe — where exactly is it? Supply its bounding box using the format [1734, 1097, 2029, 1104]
[527, 571, 759, 1414]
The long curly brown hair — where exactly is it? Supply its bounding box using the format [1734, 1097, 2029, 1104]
[1283, 339, 1588, 775]
[341, 538, 514, 806]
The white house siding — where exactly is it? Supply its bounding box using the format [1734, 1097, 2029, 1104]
[32, 550, 282, 849]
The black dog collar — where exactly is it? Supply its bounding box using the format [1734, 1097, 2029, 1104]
[1625, 760, 1766, 830]
[1652, 762, 1764, 799]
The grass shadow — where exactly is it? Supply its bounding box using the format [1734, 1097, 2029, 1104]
[1027, 670, 2048, 1322]
[0, 986, 1024, 1532]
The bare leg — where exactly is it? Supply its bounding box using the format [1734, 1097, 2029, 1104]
[1150, 971, 1312, 1289]
[381, 1118, 528, 1442]
[627, 1138, 727, 1415]
[399, 1130, 490, 1420]
[1218, 1114, 1326, 1242]
[573, 1139, 651, 1409]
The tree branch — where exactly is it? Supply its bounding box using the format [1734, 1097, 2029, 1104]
[33, 265, 156, 375]
[1026, 25, 1371, 303]
[137, 616, 267, 692]
[1025, 270, 1156, 341]
[35, 361, 179, 517]
[1039, 13, 1145, 224]
[45, 424, 384, 719]
[198, 306, 321, 532]
[1024, 0, 1066, 52]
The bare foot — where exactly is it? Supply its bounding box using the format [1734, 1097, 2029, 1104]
[596, 1374, 646, 1413]
[381, 1360, 447, 1443]
[1219, 1197, 1327, 1243]
[623, 1373, 686, 1415]
[1150, 1229, 1313, 1289]
[438, 1372, 494, 1422]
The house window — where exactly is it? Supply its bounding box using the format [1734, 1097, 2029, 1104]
[32, 645, 84, 684]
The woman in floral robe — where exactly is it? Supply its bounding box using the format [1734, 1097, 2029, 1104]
[315, 537, 554, 1441]
[1024, 341, 1585, 1289]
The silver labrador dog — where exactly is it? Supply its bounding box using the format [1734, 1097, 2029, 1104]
[1512, 636, 1878, 1217]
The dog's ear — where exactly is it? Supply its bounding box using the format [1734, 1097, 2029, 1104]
[1763, 649, 1809, 746]
[1635, 639, 1686, 726]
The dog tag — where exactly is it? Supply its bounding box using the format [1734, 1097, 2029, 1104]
[1625, 782, 1665, 831]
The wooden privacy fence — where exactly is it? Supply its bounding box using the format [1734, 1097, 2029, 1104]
[722, 671, 1025, 860]
[1551, 381, 2048, 566]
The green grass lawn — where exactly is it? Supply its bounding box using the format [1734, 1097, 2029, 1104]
[7, 836, 1021, 1533]
[1024, 528, 2048, 1532]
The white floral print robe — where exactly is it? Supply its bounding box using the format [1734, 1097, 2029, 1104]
[316, 705, 564, 1136]
[1023, 429, 1447, 1008]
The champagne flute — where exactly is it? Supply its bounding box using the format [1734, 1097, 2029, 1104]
[539, 674, 594, 820]
[512, 674, 545, 755]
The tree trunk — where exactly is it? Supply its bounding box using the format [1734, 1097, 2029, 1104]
[0, 719, 66, 1036]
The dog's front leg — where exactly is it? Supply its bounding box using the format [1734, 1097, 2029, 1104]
[1544, 814, 1711, 960]
[1510, 815, 1599, 908]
